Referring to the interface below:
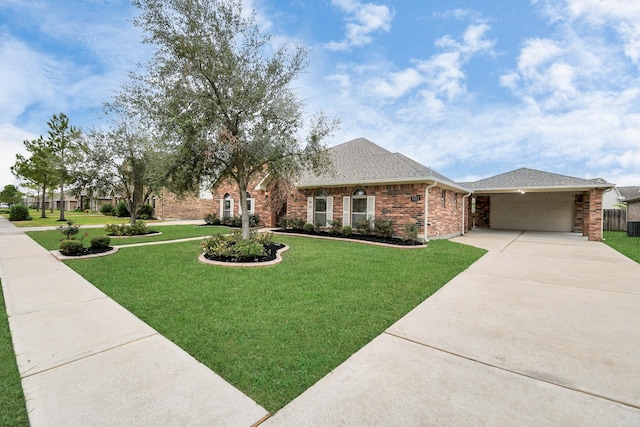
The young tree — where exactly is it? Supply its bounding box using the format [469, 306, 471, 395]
[46, 113, 83, 221]
[85, 124, 168, 225]
[120, 0, 338, 239]
[0, 185, 23, 206]
[11, 136, 57, 218]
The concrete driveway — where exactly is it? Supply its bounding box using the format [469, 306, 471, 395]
[265, 230, 640, 426]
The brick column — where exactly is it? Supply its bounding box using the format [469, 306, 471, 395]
[588, 188, 603, 241]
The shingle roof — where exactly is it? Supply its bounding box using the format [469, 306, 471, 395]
[618, 186, 640, 200]
[461, 167, 614, 192]
[296, 138, 467, 191]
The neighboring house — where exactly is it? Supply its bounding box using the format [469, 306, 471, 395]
[618, 186, 640, 203]
[626, 195, 640, 221]
[287, 138, 471, 240]
[462, 168, 613, 241]
[602, 186, 624, 209]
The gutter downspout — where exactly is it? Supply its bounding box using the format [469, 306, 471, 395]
[425, 182, 438, 241]
[462, 192, 472, 235]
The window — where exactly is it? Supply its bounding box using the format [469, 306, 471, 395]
[441, 189, 446, 208]
[245, 192, 255, 215]
[352, 188, 367, 226]
[314, 189, 327, 227]
[224, 193, 232, 218]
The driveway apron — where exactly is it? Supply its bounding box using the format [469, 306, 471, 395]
[265, 230, 640, 426]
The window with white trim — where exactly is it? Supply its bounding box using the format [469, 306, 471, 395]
[352, 188, 368, 226]
[223, 193, 232, 219]
[314, 189, 327, 227]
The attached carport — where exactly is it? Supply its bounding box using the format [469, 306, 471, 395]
[463, 168, 614, 241]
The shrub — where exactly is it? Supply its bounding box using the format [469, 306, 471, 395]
[8, 204, 30, 221]
[104, 223, 126, 236]
[232, 239, 265, 260]
[303, 223, 315, 233]
[288, 217, 306, 230]
[115, 201, 130, 217]
[59, 239, 84, 256]
[204, 213, 219, 225]
[354, 218, 372, 235]
[74, 207, 84, 212]
[99, 203, 114, 215]
[277, 216, 288, 229]
[57, 220, 80, 239]
[90, 235, 111, 249]
[402, 223, 419, 243]
[373, 217, 394, 238]
[200, 233, 266, 261]
[137, 204, 154, 220]
[253, 231, 273, 246]
[249, 214, 260, 227]
[127, 220, 149, 236]
[341, 225, 353, 237]
[328, 219, 342, 235]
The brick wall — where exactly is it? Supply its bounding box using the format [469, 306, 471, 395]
[156, 190, 216, 220]
[574, 193, 585, 233]
[210, 177, 276, 227]
[588, 188, 603, 241]
[287, 183, 468, 240]
[474, 196, 490, 228]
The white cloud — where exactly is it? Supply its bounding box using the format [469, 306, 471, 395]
[325, 0, 393, 51]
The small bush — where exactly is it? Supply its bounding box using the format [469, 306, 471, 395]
[253, 231, 273, 245]
[59, 239, 84, 256]
[100, 203, 114, 215]
[137, 204, 153, 220]
[277, 216, 288, 229]
[373, 217, 394, 238]
[204, 213, 220, 225]
[127, 220, 149, 236]
[249, 214, 260, 227]
[303, 223, 315, 233]
[288, 217, 306, 230]
[74, 207, 84, 212]
[115, 201, 130, 217]
[200, 233, 266, 261]
[354, 218, 372, 235]
[402, 223, 419, 243]
[8, 204, 30, 221]
[90, 235, 111, 249]
[104, 223, 126, 236]
[57, 220, 80, 239]
[341, 225, 353, 236]
[232, 239, 265, 260]
[328, 219, 342, 235]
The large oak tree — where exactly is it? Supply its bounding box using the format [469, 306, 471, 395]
[119, 0, 337, 239]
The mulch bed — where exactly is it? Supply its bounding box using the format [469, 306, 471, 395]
[60, 246, 115, 257]
[273, 229, 424, 246]
[203, 243, 286, 263]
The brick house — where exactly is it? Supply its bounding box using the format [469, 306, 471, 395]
[287, 138, 472, 240]
[463, 168, 613, 241]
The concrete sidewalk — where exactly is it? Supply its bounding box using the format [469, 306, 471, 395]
[0, 217, 268, 426]
[265, 230, 640, 426]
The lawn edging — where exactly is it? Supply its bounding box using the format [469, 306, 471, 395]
[198, 245, 290, 267]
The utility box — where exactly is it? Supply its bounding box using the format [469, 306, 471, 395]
[628, 221, 640, 237]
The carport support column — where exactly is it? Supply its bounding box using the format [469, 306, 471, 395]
[587, 188, 603, 242]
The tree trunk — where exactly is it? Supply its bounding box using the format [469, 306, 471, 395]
[59, 182, 65, 221]
[237, 172, 250, 240]
[40, 184, 46, 218]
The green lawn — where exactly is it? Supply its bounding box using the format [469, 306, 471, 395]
[3, 209, 145, 227]
[63, 236, 486, 413]
[0, 281, 29, 427]
[604, 231, 640, 263]
[26, 224, 230, 250]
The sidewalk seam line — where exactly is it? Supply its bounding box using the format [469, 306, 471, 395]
[384, 331, 640, 411]
[20, 332, 160, 379]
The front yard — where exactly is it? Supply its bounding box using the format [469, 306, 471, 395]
[62, 235, 485, 412]
[604, 231, 640, 263]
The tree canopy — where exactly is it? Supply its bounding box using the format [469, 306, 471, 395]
[119, 0, 338, 238]
[0, 185, 23, 206]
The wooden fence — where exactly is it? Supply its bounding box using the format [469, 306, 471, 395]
[603, 209, 627, 231]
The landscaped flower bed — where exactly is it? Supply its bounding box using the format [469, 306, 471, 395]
[200, 230, 285, 263]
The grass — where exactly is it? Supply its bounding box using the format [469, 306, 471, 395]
[0, 281, 30, 426]
[604, 231, 640, 263]
[2, 209, 144, 227]
[63, 236, 486, 413]
[26, 224, 230, 250]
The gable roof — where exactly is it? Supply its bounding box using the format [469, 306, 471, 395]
[618, 186, 640, 200]
[295, 138, 468, 192]
[462, 167, 614, 193]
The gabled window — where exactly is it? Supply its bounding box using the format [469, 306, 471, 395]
[224, 193, 232, 218]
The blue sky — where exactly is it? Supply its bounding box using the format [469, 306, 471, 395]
[2, 0, 639, 191]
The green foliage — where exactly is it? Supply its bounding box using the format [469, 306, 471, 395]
[353, 218, 372, 235]
[402, 223, 419, 243]
[303, 223, 315, 233]
[56, 220, 80, 239]
[90, 235, 111, 249]
[328, 219, 342, 235]
[59, 239, 84, 255]
[288, 217, 306, 230]
[105, 220, 149, 236]
[115, 201, 130, 217]
[8, 204, 31, 221]
[249, 214, 260, 227]
[341, 225, 353, 236]
[200, 232, 266, 261]
[0, 185, 22, 206]
[373, 217, 394, 238]
[252, 231, 273, 246]
[100, 203, 114, 215]
[204, 213, 220, 225]
[137, 203, 154, 220]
